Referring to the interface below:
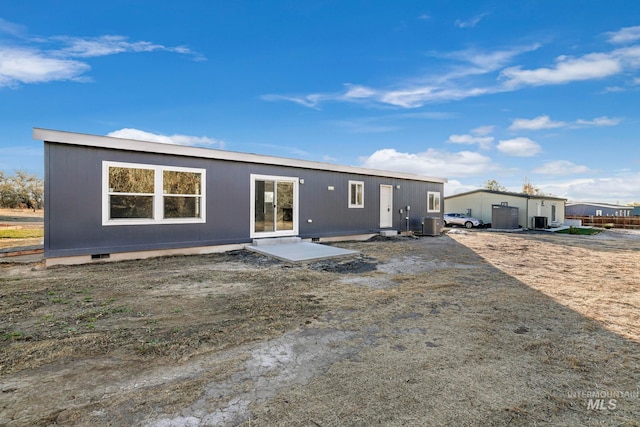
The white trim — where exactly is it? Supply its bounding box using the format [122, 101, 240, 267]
[35, 128, 446, 184]
[250, 174, 299, 239]
[102, 161, 206, 226]
[348, 180, 364, 208]
[427, 191, 441, 213]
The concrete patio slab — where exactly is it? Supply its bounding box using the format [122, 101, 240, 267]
[246, 242, 357, 262]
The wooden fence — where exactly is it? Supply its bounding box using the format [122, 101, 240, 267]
[566, 215, 640, 229]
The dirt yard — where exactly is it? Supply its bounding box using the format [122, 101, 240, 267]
[1, 227, 639, 426]
[0, 208, 44, 250]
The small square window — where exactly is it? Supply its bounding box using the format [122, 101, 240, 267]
[348, 181, 364, 208]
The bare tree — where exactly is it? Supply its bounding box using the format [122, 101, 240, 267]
[522, 177, 544, 196]
[484, 179, 507, 192]
[0, 171, 44, 209]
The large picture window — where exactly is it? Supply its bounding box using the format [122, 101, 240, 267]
[427, 191, 441, 213]
[348, 180, 364, 208]
[103, 162, 205, 225]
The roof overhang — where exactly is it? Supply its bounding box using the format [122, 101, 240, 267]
[445, 188, 566, 201]
[34, 128, 447, 184]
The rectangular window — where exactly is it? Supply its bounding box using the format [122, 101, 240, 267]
[108, 166, 155, 219]
[103, 162, 205, 225]
[348, 181, 364, 208]
[427, 191, 441, 213]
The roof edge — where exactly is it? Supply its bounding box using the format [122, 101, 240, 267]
[445, 188, 566, 201]
[33, 128, 447, 184]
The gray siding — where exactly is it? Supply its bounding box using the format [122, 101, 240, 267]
[566, 204, 629, 216]
[45, 142, 443, 258]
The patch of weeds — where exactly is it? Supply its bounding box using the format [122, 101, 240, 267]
[109, 306, 132, 314]
[63, 326, 78, 334]
[1, 331, 27, 341]
[50, 296, 71, 304]
[557, 227, 601, 235]
[172, 307, 183, 314]
[145, 318, 159, 325]
[172, 327, 182, 334]
[0, 229, 44, 239]
[86, 322, 96, 330]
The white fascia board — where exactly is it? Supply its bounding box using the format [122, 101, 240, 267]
[34, 128, 447, 184]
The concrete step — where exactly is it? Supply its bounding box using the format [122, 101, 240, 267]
[252, 236, 302, 246]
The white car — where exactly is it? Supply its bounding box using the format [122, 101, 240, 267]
[443, 213, 483, 229]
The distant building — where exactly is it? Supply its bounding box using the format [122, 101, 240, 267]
[445, 189, 566, 229]
[566, 202, 633, 217]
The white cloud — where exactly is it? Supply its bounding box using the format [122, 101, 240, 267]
[500, 52, 622, 87]
[359, 148, 498, 178]
[343, 84, 378, 100]
[447, 134, 494, 149]
[496, 137, 541, 157]
[603, 86, 625, 93]
[509, 115, 621, 130]
[265, 45, 539, 109]
[471, 125, 494, 136]
[454, 13, 489, 29]
[52, 35, 198, 58]
[509, 115, 566, 131]
[433, 43, 542, 82]
[377, 86, 492, 108]
[575, 116, 621, 126]
[418, 14, 431, 21]
[107, 128, 225, 148]
[264, 26, 639, 109]
[260, 93, 325, 109]
[0, 18, 27, 37]
[0, 20, 204, 88]
[532, 160, 592, 176]
[0, 47, 90, 87]
[540, 173, 640, 204]
[605, 26, 640, 44]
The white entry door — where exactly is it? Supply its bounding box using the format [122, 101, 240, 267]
[379, 185, 393, 228]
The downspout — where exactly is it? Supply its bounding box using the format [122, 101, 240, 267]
[526, 195, 530, 229]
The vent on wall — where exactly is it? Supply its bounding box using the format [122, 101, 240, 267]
[91, 253, 110, 260]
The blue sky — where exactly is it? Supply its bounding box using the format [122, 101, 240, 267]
[1, 1, 639, 204]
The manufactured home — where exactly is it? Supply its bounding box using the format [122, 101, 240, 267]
[34, 128, 447, 266]
[566, 202, 633, 217]
[444, 189, 566, 229]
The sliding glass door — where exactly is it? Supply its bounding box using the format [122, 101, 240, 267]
[251, 175, 298, 237]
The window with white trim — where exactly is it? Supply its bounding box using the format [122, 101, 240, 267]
[427, 191, 441, 213]
[348, 180, 364, 208]
[103, 161, 205, 225]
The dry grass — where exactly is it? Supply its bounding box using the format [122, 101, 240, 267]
[1, 230, 639, 426]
